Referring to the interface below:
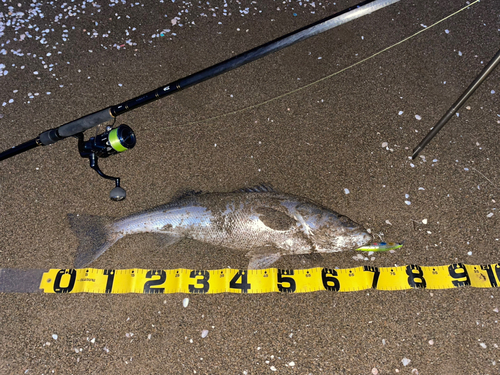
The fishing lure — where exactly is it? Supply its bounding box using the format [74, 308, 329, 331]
[356, 242, 404, 252]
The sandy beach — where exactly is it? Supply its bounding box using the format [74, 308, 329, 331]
[1, 0, 499, 373]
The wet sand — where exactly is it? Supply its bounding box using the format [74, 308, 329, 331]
[1, 0, 499, 373]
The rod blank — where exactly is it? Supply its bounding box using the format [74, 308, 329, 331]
[0, 0, 400, 162]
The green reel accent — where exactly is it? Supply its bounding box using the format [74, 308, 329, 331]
[108, 128, 128, 153]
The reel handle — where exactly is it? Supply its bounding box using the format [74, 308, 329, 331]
[77, 124, 136, 201]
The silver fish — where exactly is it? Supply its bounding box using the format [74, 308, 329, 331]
[69, 185, 372, 269]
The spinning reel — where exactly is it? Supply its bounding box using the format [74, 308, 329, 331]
[76, 124, 136, 201]
[1, 0, 495, 203]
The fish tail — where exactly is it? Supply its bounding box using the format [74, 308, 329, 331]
[68, 214, 119, 268]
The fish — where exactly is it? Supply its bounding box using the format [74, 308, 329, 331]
[69, 185, 372, 269]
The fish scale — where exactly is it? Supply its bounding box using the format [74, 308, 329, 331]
[69, 186, 373, 269]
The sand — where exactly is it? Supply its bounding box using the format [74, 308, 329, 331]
[1, 0, 499, 373]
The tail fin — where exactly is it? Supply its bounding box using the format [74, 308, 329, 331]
[68, 214, 119, 268]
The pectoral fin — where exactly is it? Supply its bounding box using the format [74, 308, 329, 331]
[153, 234, 182, 247]
[247, 253, 282, 269]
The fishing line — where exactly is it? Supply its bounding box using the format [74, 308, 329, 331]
[166, 0, 481, 129]
[1, 261, 498, 294]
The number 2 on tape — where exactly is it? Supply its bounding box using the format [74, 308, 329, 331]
[144, 270, 166, 294]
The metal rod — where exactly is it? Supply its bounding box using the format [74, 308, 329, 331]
[0, 0, 399, 162]
[412, 48, 500, 159]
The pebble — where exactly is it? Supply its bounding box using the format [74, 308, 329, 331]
[344, 188, 350, 195]
[372, 368, 379, 375]
[428, 339, 434, 345]
[487, 213, 494, 218]
[270, 366, 277, 371]
[183, 297, 189, 308]
[422, 219, 428, 224]
[415, 115, 422, 120]
[201, 329, 209, 338]
[402, 358, 411, 366]
[480, 343, 487, 349]
[381, 142, 388, 147]
[398, 111, 403, 115]
[52, 334, 58, 340]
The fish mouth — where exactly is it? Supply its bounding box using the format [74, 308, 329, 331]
[354, 231, 373, 247]
[313, 229, 373, 253]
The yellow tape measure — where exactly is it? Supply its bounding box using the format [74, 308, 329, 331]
[34, 263, 500, 294]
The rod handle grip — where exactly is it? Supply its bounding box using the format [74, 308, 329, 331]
[38, 108, 114, 145]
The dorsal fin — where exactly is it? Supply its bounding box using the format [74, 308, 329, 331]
[173, 190, 204, 200]
[235, 184, 276, 194]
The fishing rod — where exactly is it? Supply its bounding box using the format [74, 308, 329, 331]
[0, 0, 400, 200]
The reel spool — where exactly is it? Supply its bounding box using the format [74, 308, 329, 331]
[77, 124, 136, 201]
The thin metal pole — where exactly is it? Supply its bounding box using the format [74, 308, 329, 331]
[412, 48, 500, 159]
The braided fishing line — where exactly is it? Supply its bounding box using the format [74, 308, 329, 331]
[165, 0, 482, 129]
